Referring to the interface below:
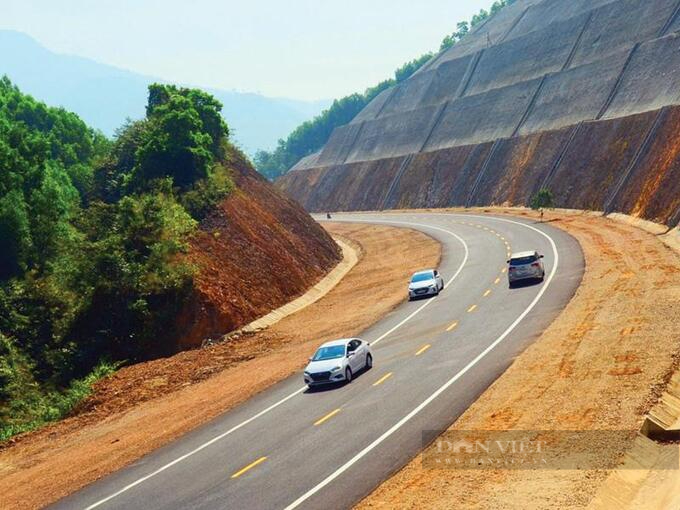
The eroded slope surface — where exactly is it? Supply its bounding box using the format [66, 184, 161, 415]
[179, 152, 341, 348]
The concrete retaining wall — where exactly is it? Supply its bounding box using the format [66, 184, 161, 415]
[424, 79, 542, 150]
[570, 0, 679, 67]
[351, 88, 394, 124]
[278, 0, 680, 228]
[603, 32, 680, 119]
[345, 106, 439, 163]
[518, 49, 630, 134]
[465, 14, 585, 96]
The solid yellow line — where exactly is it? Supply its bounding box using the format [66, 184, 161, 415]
[415, 344, 431, 356]
[483, 290, 491, 297]
[314, 408, 341, 426]
[446, 320, 459, 332]
[467, 304, 477, 313]
[231, 456, 267, 479]
[373, 372, 393, 386]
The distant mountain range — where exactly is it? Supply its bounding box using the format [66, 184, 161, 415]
[0, 30, 329, 154]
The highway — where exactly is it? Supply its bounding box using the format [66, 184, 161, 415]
[52, 212, 584, 510]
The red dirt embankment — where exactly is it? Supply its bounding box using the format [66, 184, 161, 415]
[177, 152, 341, 348]
[0, 223, 440, 510]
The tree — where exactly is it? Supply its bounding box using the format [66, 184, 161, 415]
[130, 84, 229, 191]
[530, 188, 555, 222]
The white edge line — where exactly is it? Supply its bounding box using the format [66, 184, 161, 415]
[84, 387, 305, 509]
[283, 214, 559, 509]
[84, 219, 469, 509]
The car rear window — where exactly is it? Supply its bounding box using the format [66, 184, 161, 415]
[510, 256, 537, 266]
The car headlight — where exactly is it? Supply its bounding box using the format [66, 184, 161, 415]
[330, 366, 342, 373]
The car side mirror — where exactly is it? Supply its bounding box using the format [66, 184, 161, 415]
[506, 260, 510, 264]
[539, 255, 544, 258]
[308, 357, 312, 362]
[347, 352, 354, 358]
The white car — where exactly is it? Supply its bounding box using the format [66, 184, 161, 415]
[304, 338, 372, 387]
[408, 269, 444, 300]
[507, 250, 545, 286]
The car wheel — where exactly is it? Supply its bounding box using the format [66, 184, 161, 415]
[345, 367, 353, 383]
[365, 354, 373, 370]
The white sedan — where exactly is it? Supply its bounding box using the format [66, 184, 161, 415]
[304, 338, 372, 387]
[408, 269, 444, 300]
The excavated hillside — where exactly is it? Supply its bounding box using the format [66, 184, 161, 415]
[177, 150, 341, 349]
[277, 0, 680, 227]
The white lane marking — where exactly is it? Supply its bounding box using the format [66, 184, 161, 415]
[283, 214, 559, 510]
[355, 219, 470, 346]
[84, 218, 469, 508]
[83, 387, 305, 509]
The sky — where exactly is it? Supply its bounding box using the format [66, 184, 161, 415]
[2, 0, 490, 101]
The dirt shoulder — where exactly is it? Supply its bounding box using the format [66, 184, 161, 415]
[358, 210, 680, 510]
[0, 223, 440, 510]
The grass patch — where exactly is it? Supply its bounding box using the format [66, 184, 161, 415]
[0, 361, 120, 442]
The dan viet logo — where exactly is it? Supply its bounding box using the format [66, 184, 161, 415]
[434, 435, 548, 468]
[421, 430, 673, 470]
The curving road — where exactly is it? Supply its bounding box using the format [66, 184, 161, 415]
[52, 212, 584, 510]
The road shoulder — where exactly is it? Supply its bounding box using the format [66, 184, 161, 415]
[0, 223, 441, 510]
[358, 210, 680, 510]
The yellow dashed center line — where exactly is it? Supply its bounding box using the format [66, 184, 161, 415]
[494, 277, 501, 284]
[502, 268, 507, 273]
[231, 456, 267, 479]
[483, 290, 491, 297]
[373, 372, 393, 386]
[314, 408, 341, 426]
[467, 304, 477, 313]
[446, 320, 459, 332]
[415, 344, 431, 356]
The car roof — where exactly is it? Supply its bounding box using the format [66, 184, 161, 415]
[412, 269, 435, 276]
[510, 250, 538, 259]
[319, 338, 354, 348]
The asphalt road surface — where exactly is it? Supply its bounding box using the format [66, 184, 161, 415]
[52, 212, 584, 510]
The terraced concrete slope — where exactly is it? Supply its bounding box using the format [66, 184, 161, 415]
[278, 0, 680, 227]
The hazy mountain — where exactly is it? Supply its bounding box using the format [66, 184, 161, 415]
[0, 30, 329, 153]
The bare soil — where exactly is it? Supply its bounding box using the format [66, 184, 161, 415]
[358, 210, 680, 510]
[0, 223, 440, 510]
[178, 156, 341, 349]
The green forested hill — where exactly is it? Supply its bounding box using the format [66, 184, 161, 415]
[254, 0, 515, 180]
[0, 78, 232, 439]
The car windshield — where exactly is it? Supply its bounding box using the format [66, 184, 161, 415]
[312, 345, 345, 361]
[411, 272, 433, 283]
[510, 256, 537, 266]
